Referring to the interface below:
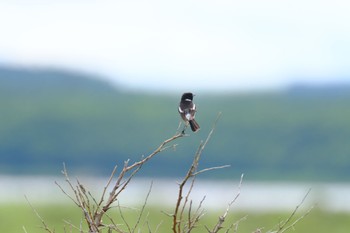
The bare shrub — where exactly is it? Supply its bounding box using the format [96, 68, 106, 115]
[26, 114, 313, 233]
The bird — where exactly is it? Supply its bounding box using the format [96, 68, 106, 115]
[178, 92, 200, 132]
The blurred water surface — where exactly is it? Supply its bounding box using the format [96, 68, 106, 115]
[1, 176, 349, 212]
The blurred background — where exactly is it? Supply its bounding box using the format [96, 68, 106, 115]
[1, 1, 350, 232]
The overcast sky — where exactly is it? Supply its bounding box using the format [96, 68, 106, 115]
[1, 0, 350, 92]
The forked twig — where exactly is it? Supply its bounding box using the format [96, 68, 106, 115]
[55, 130, 184, 233]
[271, 189, 313, 233]
[172, 112, 226, 233]
[98, 165, 118, 207]
[207, 174, 244, 233]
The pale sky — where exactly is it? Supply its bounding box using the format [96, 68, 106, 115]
[1, 0, 350, 91]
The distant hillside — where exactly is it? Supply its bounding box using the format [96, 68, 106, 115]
[287, 83, 350, 96]
[0, 66, 115, 91]
[1, 66, 350, 181]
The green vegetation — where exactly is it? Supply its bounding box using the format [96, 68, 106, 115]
[2, 203, 349, 233]
[2, 67, 350, 232]
[1, 66, 350, 181]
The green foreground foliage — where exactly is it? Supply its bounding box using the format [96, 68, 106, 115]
[2, 203, 349, 233]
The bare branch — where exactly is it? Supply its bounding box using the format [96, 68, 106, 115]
[98, 165, 118, 207]
[172, 112, 223, 233]
[117, 202, 132, 233]
[133, 181, 153, 232]
[61, 131, 185, 232]
[154, 221, 163, 233]
[25, 195, 55, 233]
[196, 112, 222, 157]
[26, 110, 313, 233]
[230, 215, 248, 233]
[55, 181, 80, 207]
[63, 220, 84, 233]
[179, 174, 197, 229]
[274, 188, 312, 233]
[127, 132, 184, 171]
[265, 189, 313, 233]
[279, 204, 315, 233]
[208, 173, 244, 233]
[172, 139, 203, 233]
[193, 165, 231, 176]
[186, 196, 206, 233]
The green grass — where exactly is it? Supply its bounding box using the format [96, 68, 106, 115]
[3, 203, 350, 233]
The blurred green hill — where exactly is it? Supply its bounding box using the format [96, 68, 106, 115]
[1, 66, 350, 181]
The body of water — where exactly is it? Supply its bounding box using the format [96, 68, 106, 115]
[1, 176, 349, 212]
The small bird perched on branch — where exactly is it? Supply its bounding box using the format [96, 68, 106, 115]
[178, 92, 200, 132]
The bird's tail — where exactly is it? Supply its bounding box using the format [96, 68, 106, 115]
[189, 119, 200, 132]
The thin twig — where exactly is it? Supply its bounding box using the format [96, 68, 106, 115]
[173, 140, 203, 233]
[55, 181, 79, 206]
[230, 215, 248, 233]
[179, 174, 197, 229]
[88, 131, 184, 230]
[208, 173, 244, 233]
[63, 220, 83, 232]
[266, 189, 313, 233]
[274, 188, 312, 233]
[154, 220, 163, 233]
[127, 132, 184, 171]
[187, 196, 206, 233]
[117, 201, 132, 233]
[98, 165, 118, 207]
[25, 195, 55, 233]
[280, 204, 315, 233]
[133, 181, 153, 232]
[193, 165, 231, 176]
[172, 112, 223, 233]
